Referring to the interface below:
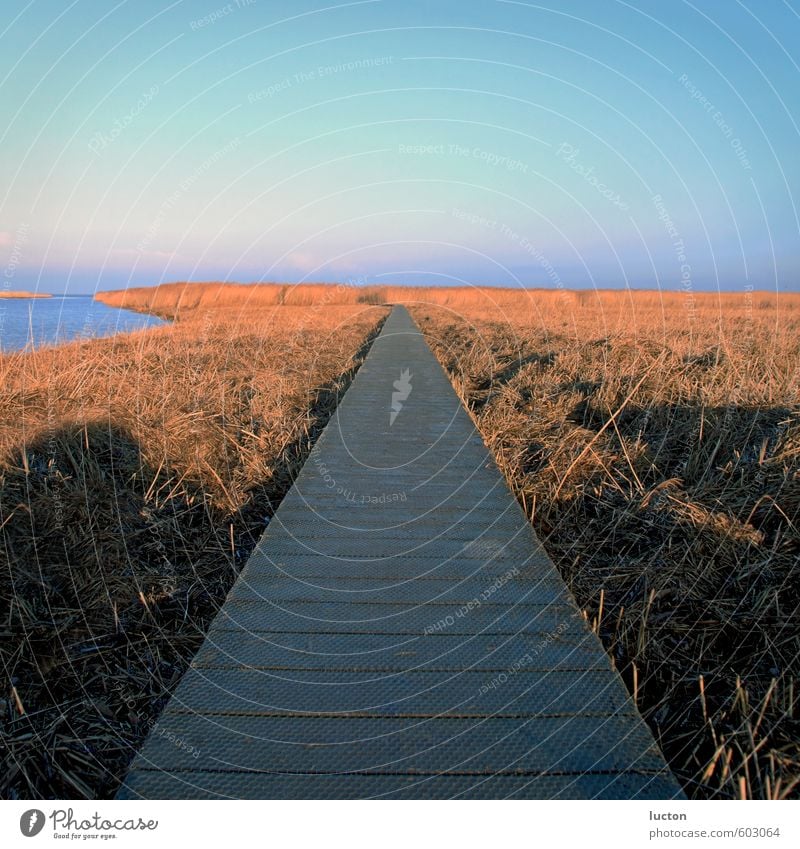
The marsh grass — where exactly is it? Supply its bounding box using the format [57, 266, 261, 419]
[411, 289, 799, 799]
[0, 303, 387, 798]
[3, 280, 798, 800]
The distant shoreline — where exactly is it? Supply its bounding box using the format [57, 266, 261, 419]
[0, 291, 52, 299]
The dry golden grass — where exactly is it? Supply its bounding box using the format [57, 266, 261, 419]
[95, 281, 387, 316]
[97, 280, 798, 323]
[0, 302, 387, 798]
[409, 289, 800, 800]
[3, 281, 798, 800]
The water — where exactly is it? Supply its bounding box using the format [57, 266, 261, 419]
[0, 296, 166, 352]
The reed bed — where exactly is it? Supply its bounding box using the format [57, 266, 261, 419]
[0, 303, 387, 799]
[409, 289, 800, 799]
[97, 280, 795, 319]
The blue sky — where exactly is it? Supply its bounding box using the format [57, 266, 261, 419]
[1, 0, 798, 293]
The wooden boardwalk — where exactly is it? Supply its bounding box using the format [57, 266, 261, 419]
[118, 306, 684, 799]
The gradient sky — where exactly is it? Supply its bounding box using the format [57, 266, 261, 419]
[1, 0, 799, 293]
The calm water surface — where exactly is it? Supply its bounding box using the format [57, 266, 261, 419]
[0, 296, 165, 352]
